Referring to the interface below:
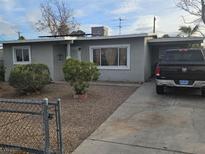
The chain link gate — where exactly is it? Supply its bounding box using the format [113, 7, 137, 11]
[0, 98, 63, 154]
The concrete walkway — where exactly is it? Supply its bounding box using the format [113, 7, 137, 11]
[90, 81, 141, 87]
[73, 82, 205, 154]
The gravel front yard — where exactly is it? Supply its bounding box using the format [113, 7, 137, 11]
[0, 82, 137, 153]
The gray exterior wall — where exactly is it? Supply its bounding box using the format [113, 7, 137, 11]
[71, 37, 148, 82]
[3, 42, 55, 81]
[3, 36, 154, 82]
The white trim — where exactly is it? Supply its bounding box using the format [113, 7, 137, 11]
[12, 46, 31, 65]
[89, 44, 130, 70]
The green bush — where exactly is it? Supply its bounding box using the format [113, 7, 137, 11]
[9, 64, 51, 93]
[63, 58, 100, 95]
[0, 64, 5, 82]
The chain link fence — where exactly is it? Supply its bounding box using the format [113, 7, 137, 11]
[0, 98, 63, 154]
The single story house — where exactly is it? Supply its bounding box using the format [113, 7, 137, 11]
[1, 27, 204, 82]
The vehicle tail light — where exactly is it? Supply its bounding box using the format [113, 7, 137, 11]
[155, 66, 160, 76]
[179, 49, 188, 52]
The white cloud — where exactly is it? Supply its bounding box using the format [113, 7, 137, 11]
[26, 10, 41, 25]
[0, 0, 24, 12]
[157, 10, 199, 36]
[111, 8, 200, 36]
[25, 10, 51, 36]
[111, 0, 138, 15]
[0, 17, 17, 35]
[74, 10, 86, 18]
[112, 15, 155, 35]
[0, 0, 15, 10]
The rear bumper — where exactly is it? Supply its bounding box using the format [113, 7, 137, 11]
[156, 79, 205, 88]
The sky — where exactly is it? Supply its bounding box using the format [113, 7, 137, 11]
[0, 0, 199, 41]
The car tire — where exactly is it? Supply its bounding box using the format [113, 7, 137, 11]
[201, 89, 205, 96]
[156, 86, 164, 95]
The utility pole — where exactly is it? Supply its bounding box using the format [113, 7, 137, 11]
[17, 32, 21, 39]
[153, 16, 156, 33]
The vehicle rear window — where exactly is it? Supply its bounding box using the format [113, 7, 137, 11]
[162, 50, 204, 62]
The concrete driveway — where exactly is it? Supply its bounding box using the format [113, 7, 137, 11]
[73, 82, 205, 154]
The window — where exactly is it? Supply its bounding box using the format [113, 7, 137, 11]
[13, 46, 31, 64]
[163, 50, 204, 62]
[90, 45, 130, 69]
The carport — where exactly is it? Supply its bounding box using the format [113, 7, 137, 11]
[148, 37, 204, 76]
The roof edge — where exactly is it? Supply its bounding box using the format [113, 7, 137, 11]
[1, 33, 156, 44]
[148, 37, 204, 43]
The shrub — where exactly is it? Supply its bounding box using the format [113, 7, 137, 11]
[9, 64, 50, 93]
[63, 58, 100, 95]
[0, 64, 5, 82]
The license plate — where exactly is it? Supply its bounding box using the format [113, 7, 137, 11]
[179, 80, 189, 85]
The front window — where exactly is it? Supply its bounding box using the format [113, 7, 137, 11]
[90, 45, 130, 69]
[13, 46, 31, 64]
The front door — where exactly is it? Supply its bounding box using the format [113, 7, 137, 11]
[53, 45, 66, 81]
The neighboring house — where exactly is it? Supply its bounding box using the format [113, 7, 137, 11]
[1, 27, 204, 82]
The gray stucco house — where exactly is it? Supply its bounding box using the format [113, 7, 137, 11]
[1, 29, 204, 82]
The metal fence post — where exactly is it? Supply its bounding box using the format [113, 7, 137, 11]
[57, 98, 63, 154]
[43, 98, 50, 154]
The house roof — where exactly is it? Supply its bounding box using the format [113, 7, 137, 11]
[0, 37, 75, 44]
[75, 33, 156, 40]
[148, 37, 204, 44]
[2, 34, 202, 45]
[0, 33, 156, 44]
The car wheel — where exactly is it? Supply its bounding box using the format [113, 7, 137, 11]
[201, 88, 205, 96]
[156, 86, 164, 95]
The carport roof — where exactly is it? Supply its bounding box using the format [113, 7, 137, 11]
[148, 37, 204, 45]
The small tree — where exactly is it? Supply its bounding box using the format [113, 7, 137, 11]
[178, 25, 200, 37]
[36, 0, 78, 35]
[63, 59, 100, 95]
[162, 34, 170, 38]
[18, 36, 26, 40]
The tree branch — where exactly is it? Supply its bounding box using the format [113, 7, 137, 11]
[36, 0, 77, 35]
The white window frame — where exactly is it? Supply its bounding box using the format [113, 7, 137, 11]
[89, 44, 130, 70]
[13, 46, 31, 64]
